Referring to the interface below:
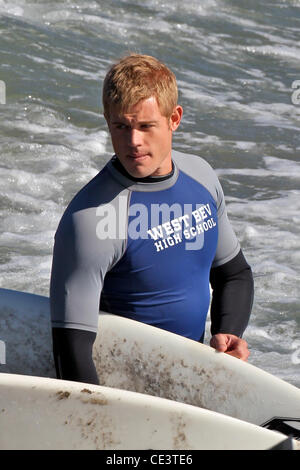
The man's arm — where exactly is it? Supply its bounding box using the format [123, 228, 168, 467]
[209, 249, 254, 360]
[52, 327, 99, 384]
[49, 168, 129, 384]
[49, 216, 103, 385]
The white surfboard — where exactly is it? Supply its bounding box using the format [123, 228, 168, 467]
[0, 372, 295, 450]
[1, 287, 300, 441]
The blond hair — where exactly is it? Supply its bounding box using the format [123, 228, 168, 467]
[102, 54, 178, 119]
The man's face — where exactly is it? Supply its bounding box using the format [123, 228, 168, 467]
[106, 96, 182, 178]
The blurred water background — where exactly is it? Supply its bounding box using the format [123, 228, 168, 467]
[0, 0, 299, 386]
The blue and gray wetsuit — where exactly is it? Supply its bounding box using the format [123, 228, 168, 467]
[50, 150, 253, 383]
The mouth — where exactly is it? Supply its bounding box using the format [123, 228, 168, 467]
[127, 154, 150, 161]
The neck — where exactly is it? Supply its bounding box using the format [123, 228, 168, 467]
[112, 157, 174, 183]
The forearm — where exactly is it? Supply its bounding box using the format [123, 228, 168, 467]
[210, 250, 254, 337]
[52, 327, 99, 385]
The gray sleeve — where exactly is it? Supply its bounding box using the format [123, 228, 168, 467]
[212, 177, 240, 268]
[50, 174, 129, 333]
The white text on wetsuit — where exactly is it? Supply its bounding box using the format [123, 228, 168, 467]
[147, 203, 216, 252]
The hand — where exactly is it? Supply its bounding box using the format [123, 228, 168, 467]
[210, 333, 250, 361]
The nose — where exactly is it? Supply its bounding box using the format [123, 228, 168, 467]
[128, 128, 143, 148]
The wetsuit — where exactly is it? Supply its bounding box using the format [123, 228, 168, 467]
[50, 150, 254, 384]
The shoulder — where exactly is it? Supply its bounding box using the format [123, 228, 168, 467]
[172, 149, 223, 205]
[55, 162, 129, 238]
[65, 165, 113, 212]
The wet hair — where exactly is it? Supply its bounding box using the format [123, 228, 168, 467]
[102, 54, 178, 119]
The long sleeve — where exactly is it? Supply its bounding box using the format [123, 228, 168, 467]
[52, 327, 99, 385]
[209, 249, 254, 337]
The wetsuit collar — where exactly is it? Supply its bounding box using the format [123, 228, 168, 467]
[106, 154, 179, 192]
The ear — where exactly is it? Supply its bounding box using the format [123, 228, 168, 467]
[169, 105, 183, 131]
[104, 111, 109, 125]
[104, 112, 112, 133]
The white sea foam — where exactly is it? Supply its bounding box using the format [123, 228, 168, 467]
[0, 0, 299, 388]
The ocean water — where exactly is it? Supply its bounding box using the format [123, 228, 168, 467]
[0, 0, 299, 387]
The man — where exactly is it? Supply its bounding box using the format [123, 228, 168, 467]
[50, 54, 254, 385]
